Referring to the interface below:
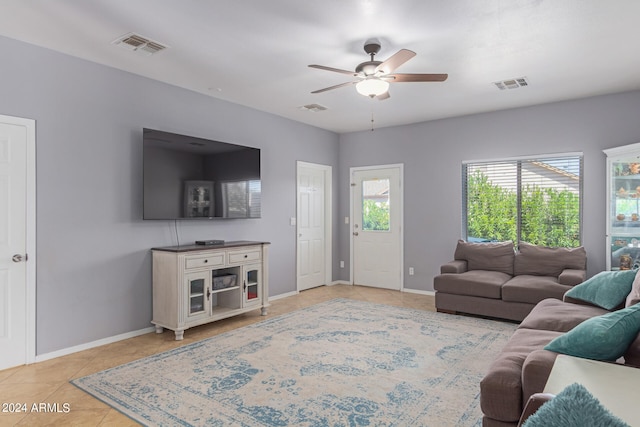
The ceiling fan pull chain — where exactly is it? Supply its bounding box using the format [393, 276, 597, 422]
[371, 107, 375, 132]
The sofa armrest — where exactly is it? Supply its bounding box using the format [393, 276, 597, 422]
[558, 269, 586, 286]
[517, 393, 555, 427]
[440, 260, 468, 274]
[521, 349, 559, 405]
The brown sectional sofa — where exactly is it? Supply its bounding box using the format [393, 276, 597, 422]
[434, 241, 587, 321]
[480, 295, 640, 427]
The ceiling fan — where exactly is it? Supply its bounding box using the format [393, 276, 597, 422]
[308, 39, 448, 100]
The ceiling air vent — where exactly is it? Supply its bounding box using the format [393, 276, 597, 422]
[112, 32, 168, 56]
[298, 104, 328, 112]
[494, 77, 529, 90]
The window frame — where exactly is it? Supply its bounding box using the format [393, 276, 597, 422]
[462, 152, 584, 247]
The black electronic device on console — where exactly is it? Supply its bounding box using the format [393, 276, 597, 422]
[195, 240, 225, 245]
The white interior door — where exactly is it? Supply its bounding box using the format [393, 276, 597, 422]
[0, 115, 35, 370]
[351, 165, 402, 290]
[297, 162, 331, 291]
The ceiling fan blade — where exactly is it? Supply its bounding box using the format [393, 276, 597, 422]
[308, 64, 357, 76]
[375, 49, 416, 74]
[376, 91, 390, 101]
[386, 73, 448, 82]
[311, 81, 357, 94]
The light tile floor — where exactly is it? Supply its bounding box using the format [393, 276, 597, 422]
[0, 285, 435, 426]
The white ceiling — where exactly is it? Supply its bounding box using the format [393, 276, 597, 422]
[1, 1, 640, 133]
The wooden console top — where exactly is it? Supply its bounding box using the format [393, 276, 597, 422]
[152, 240, 270, 253]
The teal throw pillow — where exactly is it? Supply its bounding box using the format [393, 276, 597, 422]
[522, 383, 629, 427]
[564, 269, 637, 310]
[544, 303, 640, 361]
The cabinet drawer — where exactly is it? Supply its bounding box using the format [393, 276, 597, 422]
[228, 249, 261, 264]
[184, 254, 225, 269]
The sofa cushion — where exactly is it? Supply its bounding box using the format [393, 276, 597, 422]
[454, 240, 514, 275]
[518, 298, 609, 332]
[514, 242, 586, 277]
[480, 328, 563, 423]
[564, 269, 636, 310]
[521, 383, 629, 427]
[544, 304, 640, 361]
[626, 270, 640, 307]
[434, 270, 509, 299]
[502, 276, 570, 305]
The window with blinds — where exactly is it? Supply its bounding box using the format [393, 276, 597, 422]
[462, 154, 583, 247]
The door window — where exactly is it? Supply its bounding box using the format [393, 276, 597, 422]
[361, 178, 390, 231]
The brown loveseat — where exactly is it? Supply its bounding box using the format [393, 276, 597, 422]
[434, 240, 587, 321]
[480, 291, 640, 427]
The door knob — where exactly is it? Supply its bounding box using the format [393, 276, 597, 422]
[353, 232, 359, 236]
[12, 254, 25, 262]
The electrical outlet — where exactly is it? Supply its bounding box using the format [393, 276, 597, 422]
[409, 267, 414, 275]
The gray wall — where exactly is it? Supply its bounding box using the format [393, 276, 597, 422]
[338, 90, 640, 291]
[0, 36, 339, 355]
[4, 32, 640, 356]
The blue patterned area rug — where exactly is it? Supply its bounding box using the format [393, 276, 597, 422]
[72, 299, 516, 426]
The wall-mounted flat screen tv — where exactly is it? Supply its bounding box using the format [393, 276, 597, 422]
[143, 128, 261, 220]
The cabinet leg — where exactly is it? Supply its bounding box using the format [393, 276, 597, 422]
[261, 307, 268, 316]
[174, 330, 184, 341]
[154, 325, 164, 334]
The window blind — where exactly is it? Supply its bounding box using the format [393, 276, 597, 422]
[462, 155, 583, 247]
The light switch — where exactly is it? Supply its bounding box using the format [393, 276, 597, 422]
[290, 217, 296, 226]
[344, 216, 349, 224]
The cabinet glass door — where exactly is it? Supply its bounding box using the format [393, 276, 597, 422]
[186, 273, 208, 317]
[610, 159, 640, 270]
[610, 236, 640, 270]
[243, 265, 261, 306]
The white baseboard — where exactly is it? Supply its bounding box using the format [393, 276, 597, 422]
[268, 290, 298, 301]
[402, 288, 436, 296]
[35, 326, 156, 363]
[269, 281, 351, 301]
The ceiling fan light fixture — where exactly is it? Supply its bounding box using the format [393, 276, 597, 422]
[356, 78, 389, 97]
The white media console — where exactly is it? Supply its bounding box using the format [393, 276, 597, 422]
[151, 241, 270, 340]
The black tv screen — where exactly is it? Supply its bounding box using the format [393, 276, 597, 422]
[143, 128, 261, 219]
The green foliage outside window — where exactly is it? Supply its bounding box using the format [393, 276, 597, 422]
[363, 199, 390, 231]
[467, 170, 580, 247]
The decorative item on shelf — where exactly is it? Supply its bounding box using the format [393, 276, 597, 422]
[620, 254, 633, 270]
[618, 187, 628, 198]
[613, 239, 628, 248]
[617, 213, 626, 221]
[630, 163, 640, 174]
[614, 163, 625, 176]
[633, 213, 639, 221]
[212, 274, 237, 291]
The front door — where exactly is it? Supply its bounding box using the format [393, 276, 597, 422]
[297, 162, 330, 291]
[0, 115, 35, 370]
[351, 165, 403, 290]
